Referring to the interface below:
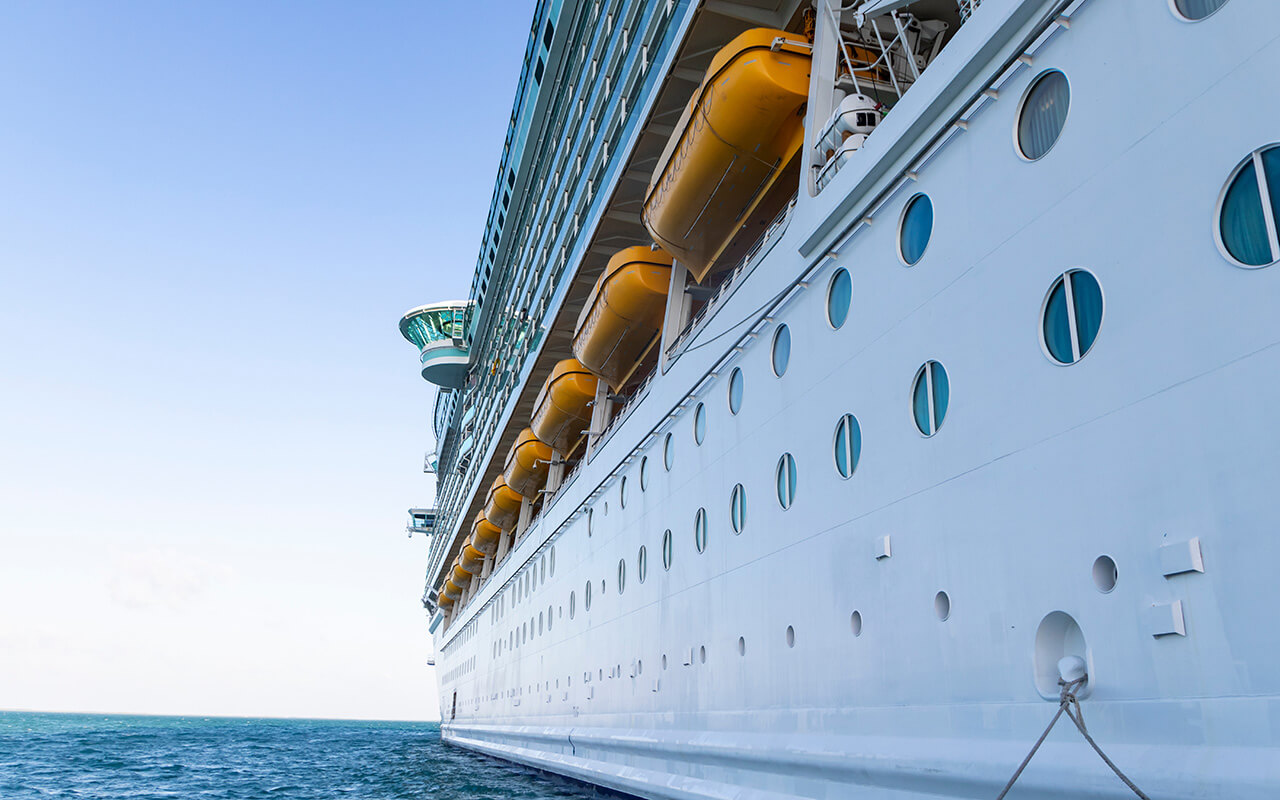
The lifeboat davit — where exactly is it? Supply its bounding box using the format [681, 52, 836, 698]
[643, 28, 811, 283]
[530, 359, 599, 454]
[503, 428, 554, 497]
[572, 246, 674, 391]
[483, 478, 522, 531]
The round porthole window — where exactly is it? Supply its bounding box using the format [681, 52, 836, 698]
[663, 432, 674, 470]
[584, 580, 592, 611]
[1016, 70, 1070, 162]
[638, 545, 647, 583]
[911, 361, 949, 437]
[639, 456, 649, 491]
[771, 324, 791, 377]
[775, 453, 797, 509]
[587, 507, 593, 536]
[1216, 145, 1280, 268]
[898, 194, 933, 266]
[694, 508, 708, 553]
[619, 476, 628, 508]
[569, 591, 575, 619]
[617, 559, 626, 594]
[728, 367, 744, 414]
[833, 414, 862, 478]
[827, 268, 852, 329]
[693, 402, 707, 445]
[1170, 0, 1229, 21]
[729, 483, 746, 534]
[662, 529, 673, 570]
[1041, 269, 1104, 364]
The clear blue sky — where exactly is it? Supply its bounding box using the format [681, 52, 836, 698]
[0, 1, 532, 720]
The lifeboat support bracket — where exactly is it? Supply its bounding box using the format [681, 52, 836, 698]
[659, 260, 693, 371]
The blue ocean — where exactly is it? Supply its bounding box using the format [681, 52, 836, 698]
[0, 712, 606, 799]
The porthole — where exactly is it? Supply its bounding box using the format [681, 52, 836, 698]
[638, 545, 647, 583]
[1216, 145, 1280, 267]
[771, 324, 791, 377]
[729, 483, 746, 534]
[850, 611, 863, 637]
[620, 476, 628, 508]
[587, 507, 593, 537]
[547, 604, 553, 630]
[549, 546, 556, 577]
[911, 360, 949, 437]
[540, 555, 546, 583]
[785, 625, 796, 648]
[538, 612, 543, 635]
[640, 456, 649, 490]
[662, 529, 673, 570]
[1041, 269, 1104, 364]
[934, 591, 951, 621]
[585, 580, 592, 611]
[617, 559, 626, 594]
[694, 508, 708, 553]
[1170, 0, 1228, 21]
[1092, 555, 1118, 593]
[832, 414, 862, 479]
[569, 591, 576, 619]
[661, 654, 668, 670]
[693, 402, 707, 445]
[775, 453, 797, 509]
[826, 267, 852, 328]
[699, 646, 706, 664]
[728, 367, 744, 414]
[897, 193, 933, 266]
[1016, 70, 1070, 162]
[663, 432, 674, 470]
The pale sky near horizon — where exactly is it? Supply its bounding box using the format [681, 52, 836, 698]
[0, 1, 533, 721]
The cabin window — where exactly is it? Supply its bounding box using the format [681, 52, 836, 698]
[827, 268, 852, 329]
[728, 367, 744, 414]
[585, 580, 592, 611]
[638, 545, 647, 583]
[587, 507, 593, 536]
[569, 591, 576, 619]
[1016, 70, 1070, 162]
[1171, 0, 1228, 20]
[1217, 145, 1280, 267]
[775, 453, 797, 510]
[898, 194, 933, 266]
[663, 433, 674, 470]
[617, 559, 626, 594]
[662, 529, 673, 570]
[911, 361, 950, 437]
[833, 414, 862, 479]
[1041, 270, 1104, 364]
[694, 402, 707, 445]
[730, 484, 746, 533]
[694, 508, 708, 553]
[771, 324, 791, 377]
[619, 476, 628, 508]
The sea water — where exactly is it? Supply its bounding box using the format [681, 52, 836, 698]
[0, 711, 606, 799]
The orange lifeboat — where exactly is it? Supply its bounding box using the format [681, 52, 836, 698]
[503, 428, 553, 497]
[459, 541, 487, 573]
[482, 477, 523, 531]
[530, 359, 599, 454]
[643, 28, 811, 283]
[450, 560, 473, 588]
[442, 579, 462, 600]
[572, 246, 674, 391]
[437, 590, 455, 607]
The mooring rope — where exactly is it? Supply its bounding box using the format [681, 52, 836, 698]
[996, 678, 1151, 800]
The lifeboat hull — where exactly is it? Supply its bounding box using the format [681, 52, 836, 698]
[451, 563, 473, 587]
[442, 579, 462, 600]
[504, 428, 553, 498]
[572, 247, 673, 391]
[460, 543, 486, 573]
[530, 359, 599, 454]
[473, 512, 504, 551]
[643, 28, 811, 283]
[483, 477, 523, 531]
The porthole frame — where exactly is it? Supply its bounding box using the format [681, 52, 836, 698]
[826, 267, 852, 329]
[661, 529, 673, 570]
[693, 402, 707, 445]
[775, 452, 797, 510]
[896, 193, 934, 267]
[617, 558, 626, 594]
[637, 545, 648, 583]
[619, 475, 628, 508]
[729, 483, 746, 534]
[663, 432, 674, 471]
[1168, 0, 1229, 22]
[1038, 268, 1106, 366]
[639, 456, 649, 490]
[1213, 144, 1280, 269]
[1013, 69, 1072, 163]
[771, 324, 791, 377]
[832, 413, 862, 479]
[910, 360, 950, 438]
[727, 367, 744, 415]
[694, 507, 708, 553]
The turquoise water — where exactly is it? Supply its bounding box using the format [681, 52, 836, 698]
[0, 712, 605, 799]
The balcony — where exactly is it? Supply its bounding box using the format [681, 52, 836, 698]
[398, 302, 472, 389]
[406, 508, 437, 538]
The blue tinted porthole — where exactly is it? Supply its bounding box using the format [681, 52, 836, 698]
[827, 268, 852, 328]
[775, 453, 797, 509]
[1170, 0, 1229, 21]
[1217, 145, 1280, 268]
[898, 194, 933, 266]
[1041, 269, 1104, 364]
[730, 483, 746, 533]
[728, 367, 744, 414]
[833, 414, 862, 478]
[694, 402, 707, 445]
[911, 361, 949, 437]
[1016, 70, 1070, 162]
[772, 324, 791, 377]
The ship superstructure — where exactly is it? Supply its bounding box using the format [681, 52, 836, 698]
[399, 0, 1280, 797]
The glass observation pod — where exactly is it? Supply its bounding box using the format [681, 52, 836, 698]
[398, 301, 473, 389]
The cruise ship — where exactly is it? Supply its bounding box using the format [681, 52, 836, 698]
[398, 0, 1280, 796]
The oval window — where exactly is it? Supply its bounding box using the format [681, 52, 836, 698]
[617, 559, 626, 594]
[619, 476, 628, 508]
[663, 432, 674, 470]
[827, 268, 852, 328]
[833, 414, 862, 478]
[694, 508, 708, 553]
[1171, 0, 1229, 21]
[1016, 70, 1070, 161]
[1041, 269, 1104, 364]
[638, 545, 648, 583]
[584, 580, 592, 611]
[587, 507, 593, 536]
[730, 483, 746, 534]
[776, 453, 797, 509]
[662, 529, 673, 570]
[694, 402, 707, 445]
[911, 361, 950, 437]
[728, 367, 744, 414]
[898, 194, 933, 266]
[640, 456, 649, 490]
[771, 324, 791, 377]
[1217, 145, 1280, 267]
[569, 590, 576, 619]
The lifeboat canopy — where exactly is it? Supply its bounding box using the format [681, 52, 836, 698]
[572, 246, 674, 391]
[531, 359, 599, 455]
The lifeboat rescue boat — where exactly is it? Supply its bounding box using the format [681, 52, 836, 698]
[572, 246, 674, 391]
